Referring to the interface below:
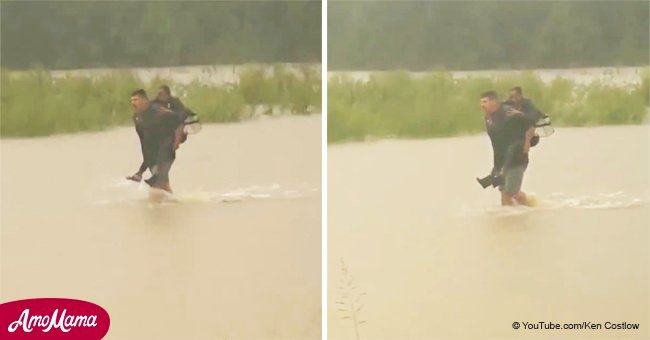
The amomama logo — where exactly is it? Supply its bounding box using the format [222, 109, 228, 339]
[0, 298, 110, 339]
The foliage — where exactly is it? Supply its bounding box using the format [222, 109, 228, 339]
[328, 71, 649, 143]
[1, 66, 321, 137]
[1, 1, 321, 69]
[328, 2, 649, 70]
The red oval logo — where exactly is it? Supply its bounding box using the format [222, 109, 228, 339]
[0, 298, 110, 340]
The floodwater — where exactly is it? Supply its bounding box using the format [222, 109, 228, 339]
[1, 115, 321, 339]
[328, 125, 649, 339]
[44, 63, 321, 86]
[328, 66, 646, 87]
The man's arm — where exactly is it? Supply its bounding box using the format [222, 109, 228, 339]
[156, 106, 185, 123]
[170, 98, 186, 112]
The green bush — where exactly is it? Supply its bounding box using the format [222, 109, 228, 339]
[328, 70, 649, 143]
[1, 65, 321, 137]
[238, 65, 321, 113]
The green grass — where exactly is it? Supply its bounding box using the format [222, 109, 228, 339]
[0, 65, 321, 138]
[328, 69, 649, 143]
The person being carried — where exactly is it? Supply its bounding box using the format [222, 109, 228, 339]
[504, 86, 542, 122]
[126, 89, 186, 193]
[504, 86, 554, 145]
[479, 91, 535, 206]
[152, 85, 200, 150]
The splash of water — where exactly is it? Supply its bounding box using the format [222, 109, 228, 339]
[460, 191, 649, 217]
[90, 178, 319, 206]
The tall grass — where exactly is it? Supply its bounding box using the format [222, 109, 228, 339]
[328, 69, 649, 143]
[336, 259, 366, 340]
[0, 65, 321, 137]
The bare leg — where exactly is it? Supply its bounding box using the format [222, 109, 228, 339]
[155, 161, 174, 193]
[501, 192, 515, 206]
[151, 137, 176, 193]
[158, 181, 173, 193]
[513, 191, 530, 206]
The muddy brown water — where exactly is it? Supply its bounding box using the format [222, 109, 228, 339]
[1, 115, 322, 339]
[328, 125, 649, 339]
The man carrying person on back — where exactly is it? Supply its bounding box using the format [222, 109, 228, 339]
[479, 91, 536, 206]
[126, 89, 186, 193]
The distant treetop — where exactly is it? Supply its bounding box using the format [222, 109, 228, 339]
[0, 1, 321, 70]
[328, 1, 649, 71]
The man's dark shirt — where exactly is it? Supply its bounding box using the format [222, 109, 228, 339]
[133, 103, 184, 174]
[153, 97, 188, 117]
[504, 98, 542, 126]
[486, 104, 530, 173]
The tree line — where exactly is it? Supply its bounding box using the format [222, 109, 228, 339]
[328, 1, 649, 70]
[1, 1, 321, 70]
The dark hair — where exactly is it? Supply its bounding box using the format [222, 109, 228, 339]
[480, 91, 499, 101]
[131, 89, 148, 99]
[159, 85, 171, 95]
[510, 86, 523, 95]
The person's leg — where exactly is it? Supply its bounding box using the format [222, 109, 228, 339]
[153, 137, 176, 193]
[502, 142, 522, 173]
[501, 192, 515, 206]
[498, 175, 514, 206]
[506, 165, 529, 206]
[513, 191, 529, 206]
[155, 159, 174, 193]
[501, 165, 526, 205]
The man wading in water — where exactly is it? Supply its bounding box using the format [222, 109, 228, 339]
[479, 91, 536, 206]
[127, 89, 186, 193]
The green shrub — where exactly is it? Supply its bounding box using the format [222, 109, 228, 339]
[1, 65, 321, 137]
[328, 70, 648, 143]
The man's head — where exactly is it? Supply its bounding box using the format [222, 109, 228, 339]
[130, 89, 149, 113]
[157, 85, 171, 102]
[480, 91, 500, 114]
[508, 86, 523, 105]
